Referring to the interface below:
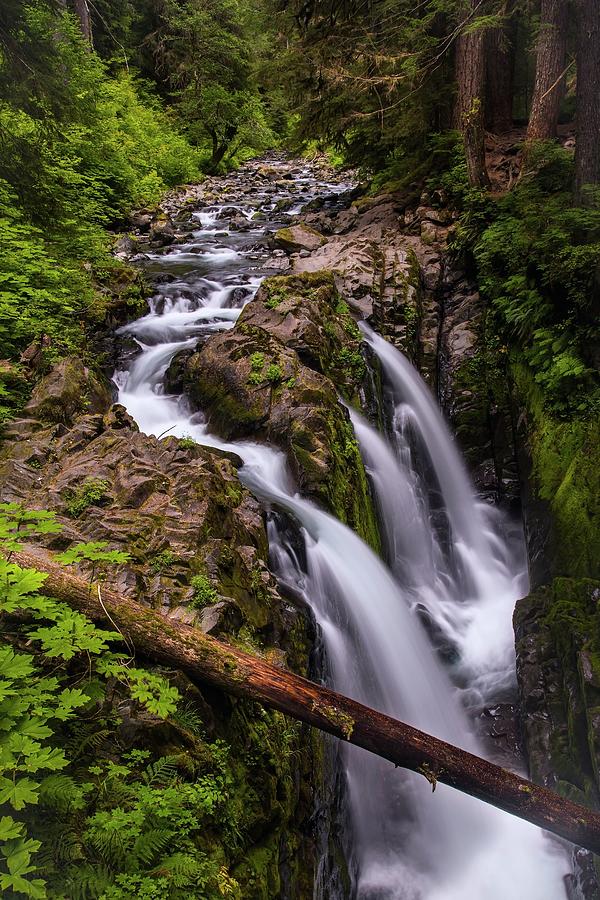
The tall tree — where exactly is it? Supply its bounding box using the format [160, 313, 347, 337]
[73, 0, 93, 44]
[454, 2, 491, 188]
[485, 0, 516, 133]
[526, 0, 569, 142]
[574, 0, 600, 203]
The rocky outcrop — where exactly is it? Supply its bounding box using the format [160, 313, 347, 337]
[0, 361, 321, 897]
[293, 195, 423, 341]
[183, 272, 380, 551]
[2, 411, 284, 633]
[276, 184, 519, 499]
[515, 578, 600, 898]
[437, 269, 520, 502]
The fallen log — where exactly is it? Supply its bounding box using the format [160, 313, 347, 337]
[12, 547, 600, 855]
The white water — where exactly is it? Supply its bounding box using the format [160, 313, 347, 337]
[114, 160, 570, 899]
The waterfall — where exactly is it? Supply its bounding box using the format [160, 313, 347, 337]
[114, 159, 571, 899]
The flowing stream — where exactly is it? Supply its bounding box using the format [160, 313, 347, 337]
[114, 158, 571, 898]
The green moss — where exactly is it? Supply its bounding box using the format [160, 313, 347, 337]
[274, 224, 326, 251]
[522, 578, 600, 799]
[64, 478, 110, 518]
[333, 347, 365, 382]
[264, 363, 283, 384]
[250, 352, 265, 372]
[513, 361, 600, 579]
[312, 702, 355, 739]
[291, 410, 381, 554]
[150, 548, 177, 573]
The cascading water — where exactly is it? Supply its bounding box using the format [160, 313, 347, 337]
[113, 158, 571, 898]
[353, 324, 531, 708]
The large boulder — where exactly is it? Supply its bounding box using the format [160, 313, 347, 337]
[24, 357, 112, 425]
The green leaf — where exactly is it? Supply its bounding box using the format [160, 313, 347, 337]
[0, 776, 40, 810]
[0, 647, 34, 681]
[54, 687, 88, 721]
[0, 815, 23, 841]
[56, 541, 130, 566]
[0, 562, 47, 614]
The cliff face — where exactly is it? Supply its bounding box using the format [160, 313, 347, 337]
[512, 372, 600, 896]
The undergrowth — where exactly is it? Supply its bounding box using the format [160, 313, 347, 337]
[0, 504, 242, 898]
[441, 139, 600, 418]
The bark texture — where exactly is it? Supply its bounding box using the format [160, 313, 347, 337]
[526, 0, 569, 142]
[454, 2, 491, 188]
[73, 0, 93, 45]
[12, 545, 600, 856]
[575, 0, 600, 202]
[485, 1, 516, 134]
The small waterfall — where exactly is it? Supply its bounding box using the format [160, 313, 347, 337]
[359, 323, 529, 706]
[113, 159, 571, 899]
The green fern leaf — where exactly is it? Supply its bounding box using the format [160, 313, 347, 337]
[132, 827, 174, 866]
[143, 756, 178, 786]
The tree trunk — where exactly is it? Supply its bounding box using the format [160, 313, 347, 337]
[526, 0, 568, 142]
[485, 0, 516, 134]
[73, 0, 93, 46]
[11, 546, 600, 856]
[575, 0, 600, 203]
[454, 1, 491, 188]
[211, 142, 229, 169]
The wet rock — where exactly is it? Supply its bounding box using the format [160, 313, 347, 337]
[0, 404, 297, 635]
[229, 215, 252, 232]
[149, 220, 176, 245]
[274, 224, 327, 253]
[164, 348, 196, 394]
[130, 211, 153, 233]
[24, 358, 112, 426]
[217, 206, 243, 218]
[113, 234, 139, 259]
[198, 600, 244, 635]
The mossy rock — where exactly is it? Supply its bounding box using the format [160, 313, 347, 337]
[274, 224, 327, 253]
[183, 272, 380, 550]
[513, 361, 600, 579]
[0, 394, 322, 896]
[24, 357, 112, 425]
[515, 577, 600, 802]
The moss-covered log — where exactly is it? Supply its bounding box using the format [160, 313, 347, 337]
[13, 545, 600, 855]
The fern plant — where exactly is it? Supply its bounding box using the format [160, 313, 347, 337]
[0, 505, 197, 898]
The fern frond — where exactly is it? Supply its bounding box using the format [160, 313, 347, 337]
[60, 863, 113, 900]
[39, 773, 84, 813]
[65, 723, 114, 760]
[171, 701, 205, 736]
[36, 821, 83, 868]
[154, 851, 206, 889]
[143, 755, 179, 786]
[132, 827, 174, 866]
[84, 821, 131, 869]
